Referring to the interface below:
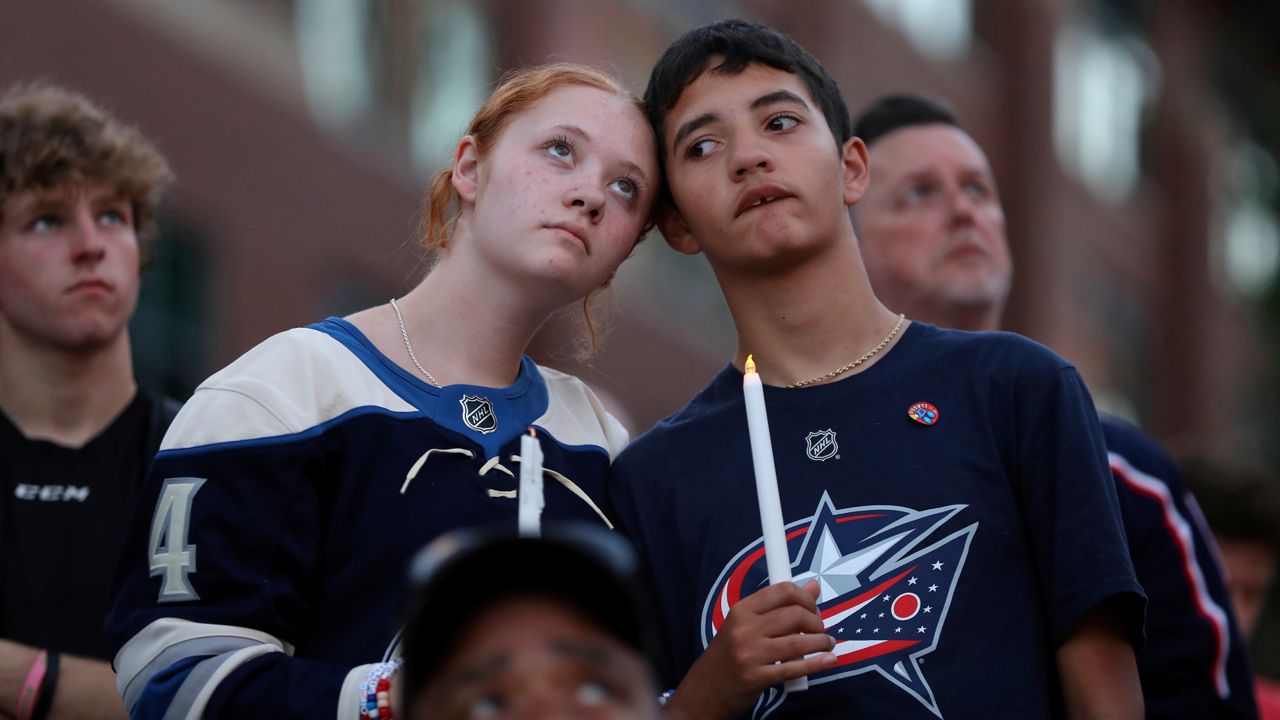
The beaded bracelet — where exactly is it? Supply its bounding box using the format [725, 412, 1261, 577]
[657, 689, 675, 707]
[358, 659, 403, 720]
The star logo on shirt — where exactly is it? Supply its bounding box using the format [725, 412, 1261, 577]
[701, 492, 978, 719]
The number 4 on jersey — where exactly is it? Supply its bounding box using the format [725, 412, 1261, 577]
[148, 477, 206, 603]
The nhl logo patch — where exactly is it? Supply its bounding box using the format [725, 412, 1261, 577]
[805, 429, 839, 461]
[908, 402, 939, 426]
[460, 395, 498, 434]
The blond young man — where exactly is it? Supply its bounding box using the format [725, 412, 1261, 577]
[0, 83, 176, 720]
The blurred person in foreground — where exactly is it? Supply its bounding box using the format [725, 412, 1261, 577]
[398, 524, 662, 720]
[0, 82, 178, 720]
[854, 92, 1260, 718]
[1183, 457, 1280, 719]
[105, 63, 657, 719]
[609, 19, 1144, 719]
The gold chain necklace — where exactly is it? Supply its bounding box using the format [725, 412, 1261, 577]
[785, 313, 906, 389]
[389, 298, 441, 387]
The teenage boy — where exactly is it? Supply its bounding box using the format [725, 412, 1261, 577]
[0, 83, 177, 719]
[854, 92, 1259, 719]
[609, 20, 1145, 719]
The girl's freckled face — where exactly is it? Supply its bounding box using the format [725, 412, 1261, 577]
[463, 84, 657, 301]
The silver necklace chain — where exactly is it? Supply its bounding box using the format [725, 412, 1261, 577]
[389, 298, 441, 387]
[785, 313, 907, 389]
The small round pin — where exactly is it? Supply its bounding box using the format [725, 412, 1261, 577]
[908, 402, 939, 426]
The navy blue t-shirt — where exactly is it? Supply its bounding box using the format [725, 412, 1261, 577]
[1103, 415, 1259, 718]
[609, 323, 1145, 719]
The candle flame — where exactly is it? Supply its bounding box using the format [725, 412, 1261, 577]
[745, 355, 757, 374]
[528, 427, 537, 438]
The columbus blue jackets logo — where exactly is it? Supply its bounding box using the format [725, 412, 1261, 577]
[805, 429, 838, 461]
[701, 493, 977, 719]
[460, 395, 498, 434]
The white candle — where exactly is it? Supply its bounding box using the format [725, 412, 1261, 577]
[743, 355, 808, 692]
[518, 428, 544, 536]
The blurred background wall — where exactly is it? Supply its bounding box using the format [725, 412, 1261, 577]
[3, 0, 1278, 669]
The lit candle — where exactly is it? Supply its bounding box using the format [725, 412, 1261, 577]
[518, 427, 544, 536]
[743, 355, 808, 692]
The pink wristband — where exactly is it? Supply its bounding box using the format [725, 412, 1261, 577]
[14, 650, 47, 720]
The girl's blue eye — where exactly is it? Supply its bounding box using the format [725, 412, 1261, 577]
[546, 135, 576, 162]
[610, 177, 638, 200]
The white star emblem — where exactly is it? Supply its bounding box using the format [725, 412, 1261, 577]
[894, 627, 902, 633]
[928, 584, 938, 592]
[837, 627, 844, 634]
[873, 627, 880, 633]
[856, 628, 862, 634]
[924, 606, 932, 613]
[907, 576, 918, 585]
[791, 526, 905, 602]
[878, 612, 885, 618]
[860, 613, 867, 619]
[932, 561, 944, 570]
[882, 594, 891, 601]
[917, 626, 927, 633]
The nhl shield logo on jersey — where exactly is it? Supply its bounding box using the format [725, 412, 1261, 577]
[701, 492, 977, 719]
[805, 429, 838, 461]
[460, 395, 498, 434]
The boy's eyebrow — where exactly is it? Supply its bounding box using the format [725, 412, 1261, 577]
[670, 89, 810, 150]
[751, 89, 807, 111]
[672, 112, 719, 151]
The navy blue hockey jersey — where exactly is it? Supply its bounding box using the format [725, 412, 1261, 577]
[106, 318, 628, 719]
[609, 322, 1146, 719]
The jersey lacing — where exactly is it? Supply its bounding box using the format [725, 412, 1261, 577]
[399, 448, 613, 528]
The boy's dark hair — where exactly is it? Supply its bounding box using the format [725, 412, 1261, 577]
[0, 82, 173, 265]
[853, 93, 961, 148]
[643, 19, 852, 160]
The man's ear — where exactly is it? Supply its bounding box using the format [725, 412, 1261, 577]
[841, 136, 871, 206]
[656, 202, 702, 256]
[451, 135, 480, 204]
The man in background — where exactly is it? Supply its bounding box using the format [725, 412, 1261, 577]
[854, 92, 1259, 718]
[0, 82, 178, 719]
